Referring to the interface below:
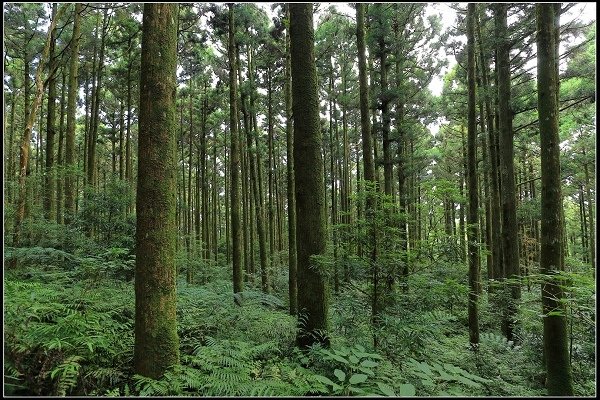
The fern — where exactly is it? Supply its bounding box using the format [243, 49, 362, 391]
[480, 332, 514, 350]
[51, 355, 84, 396]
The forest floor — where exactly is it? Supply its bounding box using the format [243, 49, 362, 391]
[4, 247, 596, 396]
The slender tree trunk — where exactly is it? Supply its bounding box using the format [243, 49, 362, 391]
[44, 3, 58, 221]
[228, 4, 244, 293]
[536, 4, 574, 395]
[496, 3, 521, 341]
[125, 39, 133, 190]
[476, 8, 503, 286]
[211, 137, 218, 261]
[582, 149, 595, 269]
[267, 66, 275, 264]
[87, 9, 108, 189]
[119, 100, 125, 180]
[460, 128, 467, 262]
[187, 80, 194, 256]
[291, 3, 329, 349]
[56, 68, 67, 225]
[6, 91, 17, 206]
[229, 4, 243, 294]
[134, 3, 180, 379]
[467, 3, 480, 346]
[357, 2, 379, 348]
[246, 45, 270, 293]
[285, 4, 298, 315]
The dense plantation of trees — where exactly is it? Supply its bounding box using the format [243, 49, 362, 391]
[3, 3, 596, 397]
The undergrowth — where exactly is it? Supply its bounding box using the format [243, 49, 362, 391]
[3, 244, 595, 396]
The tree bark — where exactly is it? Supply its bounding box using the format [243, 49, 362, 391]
[229, 3, 243, 294]
[56, 68, 67, 225]
[536, 3, 574, 395]
[285, 4, 298, 316]
[291, 3, 329, 349]
[134, 3, 180, 379]
[44, 3, 58, 222]
[495, 3, 521, 341]
[466, 3, 480, 346]
[476, 7, 503, 286]
[357, 2, 380, 347]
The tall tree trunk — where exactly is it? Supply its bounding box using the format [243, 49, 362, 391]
[476, 7, 503, 286]
[228, 4, 243, 293]
[466, 3, 480, 346]
[229, 4, 243, 294]
[394, 24, 409, 287]
[247, 45, 270, 293]
[460, 128, 467, 261]
[202, 82, 210, 261]
[186, 79, 194, 256]
[125, 38, 133, 188]
[6, 91, 17, 206]
[495, 3, 521, 341]
[285, 4, 298, 316]
[55, 68, 66, 226]
[536, 4, 574, 395]
[582, 148, 595, 269]
[119, 100, 125, 180]
[64, 3, 81, 223]
[357, 2, 379, 348]
[291, 3, 329, 349]
[134, 3, 180, 379]
[379, 31, 392, 198]
[267, 66, 275, 264]
[44, 3, 58, 221]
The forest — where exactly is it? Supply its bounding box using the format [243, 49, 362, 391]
[3, 2, 596, 397]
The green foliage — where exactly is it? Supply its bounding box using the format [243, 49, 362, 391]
[77, 179, 135, 249]
[308, 343, 416, 396]
[4, 276, 134, 396]
[131, 338, 321, 396]
[404, 358, 491, 396]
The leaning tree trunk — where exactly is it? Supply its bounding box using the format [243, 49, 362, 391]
[11, 4, 66, 258]
[134, 3, 180, 379]
[536, 4, 574, 396]
[290, 3, 329, 349]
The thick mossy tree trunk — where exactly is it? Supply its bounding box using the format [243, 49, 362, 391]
[536, 4, 574, 396]
[495, 3, 521, 341]
[134, 3, 180, 379]
[285, 4, 298, 316]
[290, 3, 329, 349]
[466, 3, 480, 346]
[64, 3, 82, 225]
[229, 4, 243, 294]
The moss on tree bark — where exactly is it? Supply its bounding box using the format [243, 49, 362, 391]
[134, 3, 180, 379]
[290, 3, 329, 348]
[536, 4, 574, 396]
